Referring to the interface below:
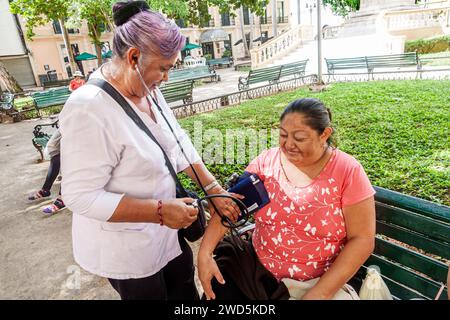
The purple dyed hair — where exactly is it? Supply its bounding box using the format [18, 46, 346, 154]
[112, 3, 185, 61]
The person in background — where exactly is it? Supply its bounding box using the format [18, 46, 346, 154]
[28, 129, 65, 215]
[69, 71, 86, 92]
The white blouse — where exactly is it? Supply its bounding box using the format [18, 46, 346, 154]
[59, 69, 200, 279]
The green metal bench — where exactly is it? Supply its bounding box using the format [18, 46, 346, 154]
[239, 186, 449, 300]
[353, 186, 449, 300]
[31, 88, 71, 117]
[42, 79, 71, 89]
[159, 80, 194, 104]
[238, 60, 310, 91]
[168, 66, 218, 83]
[32, 118, 59, 162]
[207, 57, 233, 68]
[238, 65, 282, 91]
[279, 59, 309, 81]
[0, 92, 22, 122]
[325, 52, 422, 80]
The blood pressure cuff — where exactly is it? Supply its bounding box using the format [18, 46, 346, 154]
[227, 172, 270, 220]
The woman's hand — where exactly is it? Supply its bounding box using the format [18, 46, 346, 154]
[301, 288, 331, 300]
[207, 186, 245, 222]
[161, 198, 199, 229]
[198, 251, 225, 300]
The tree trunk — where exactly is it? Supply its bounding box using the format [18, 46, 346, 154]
[90, 24, 103, 67]
[249, 12, 254, 50]
[0, 61, 23, 93]
[272, 0, 278, 37]
[239, 7, 250, 58]
[59, 19, 77, 75]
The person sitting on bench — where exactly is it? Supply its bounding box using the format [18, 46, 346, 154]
[198, 98, 376, 300]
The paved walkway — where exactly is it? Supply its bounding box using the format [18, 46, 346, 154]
[0, 119, 203, 299]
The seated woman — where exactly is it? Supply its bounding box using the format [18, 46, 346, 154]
[198, 98, 376, 300]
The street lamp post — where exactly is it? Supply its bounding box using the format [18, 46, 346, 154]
[317, 0, 323, 83]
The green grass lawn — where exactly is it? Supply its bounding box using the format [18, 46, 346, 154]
[179, 80, 450, 205]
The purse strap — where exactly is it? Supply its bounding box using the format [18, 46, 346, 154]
[87, 78, 188, 197]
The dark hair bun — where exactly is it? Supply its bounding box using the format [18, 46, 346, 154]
[112, 1, 150, 27]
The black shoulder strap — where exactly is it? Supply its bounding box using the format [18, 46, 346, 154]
[87, 78, 188, 197]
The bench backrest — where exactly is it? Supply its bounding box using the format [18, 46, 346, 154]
[325, 56, 368, 71]
[279, 60, 309, 78]
[159, 80, 194, 103]
[0, 92, 14, 109]
[43, 79, 71, 89]
[363, 186, 449, 300]
[247, 65, 282, 85]
[169, 66, 213, 82]
[32, 88, 71, 108]
[326, 53, 420, 73]
[366, 52, 419, 69]
[207, 57, 231, 66]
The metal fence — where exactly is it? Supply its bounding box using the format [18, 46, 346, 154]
[171, 74, 318, 118]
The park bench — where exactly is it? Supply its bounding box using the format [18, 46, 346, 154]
[279, 59, 309, 81]
[206, 57, 233, 69]
[168, 66, 219, 83]
[325, 52, 422, 80]
[159, 80, 194, 104]
[42, 78, 71, 89]
[32, 118, 59, 162]
[238, 60, 309, 90]
[238, 65, 282, 91]
[0, 92, 23, 122]
[239, 186, 449, 300]
[31, 88, 71, 117]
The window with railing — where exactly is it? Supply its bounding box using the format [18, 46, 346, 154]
[259, 9, 269, 24]
[277, 16, 288, 23]
[243, 7, 250, 25]
[277, 1, 285, 21]
[201, 19, 215, 28]
[221, 12, 231, 26]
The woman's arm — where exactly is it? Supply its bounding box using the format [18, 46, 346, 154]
[108, 196, 199, 229]
[198, 212, 230, 299]
[182, 162, 243, 220]
[302, 196, 376, 300]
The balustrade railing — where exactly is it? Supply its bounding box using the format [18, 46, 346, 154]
[384, 6, 450, 31]
[250, 25, 314, 69]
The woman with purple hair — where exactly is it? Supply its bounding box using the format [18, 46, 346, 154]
[58, 1, 239, 300]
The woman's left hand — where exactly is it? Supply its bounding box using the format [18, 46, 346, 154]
[207, 187, 244, 222]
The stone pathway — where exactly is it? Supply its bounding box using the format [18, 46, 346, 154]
[0, 118, 203, 299]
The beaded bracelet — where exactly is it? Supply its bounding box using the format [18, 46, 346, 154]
[157, 200, 163, 226]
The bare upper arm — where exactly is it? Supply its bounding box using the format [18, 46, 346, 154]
[342, 196, 376, 241]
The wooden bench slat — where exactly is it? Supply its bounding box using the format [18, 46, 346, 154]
[365, 255, 447, 300]
[374, 186, 450, 223]
[374, 237, 448, 283]
[376, 220, 450, 260]
[376, 202, 450, 244]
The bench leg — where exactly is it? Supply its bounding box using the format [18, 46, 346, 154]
[32, 140, 44, 163]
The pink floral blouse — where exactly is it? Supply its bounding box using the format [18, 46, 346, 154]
[246, 147, 375, 281]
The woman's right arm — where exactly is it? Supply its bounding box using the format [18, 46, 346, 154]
[198, 213, 229, 300]
[110, 196, 198, 229]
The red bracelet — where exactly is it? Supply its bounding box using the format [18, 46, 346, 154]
[157, 200, 163, 226]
